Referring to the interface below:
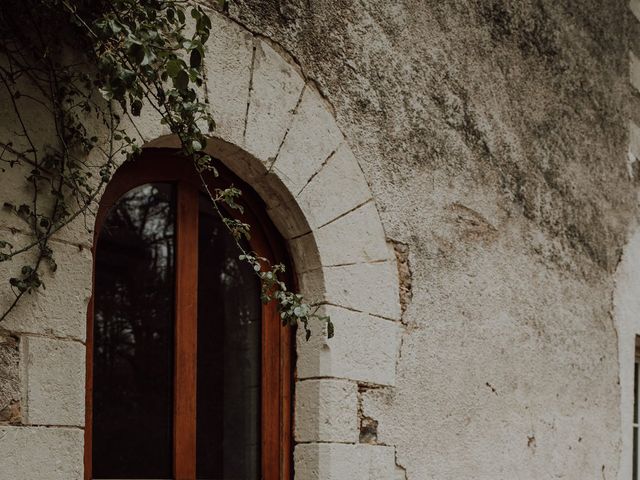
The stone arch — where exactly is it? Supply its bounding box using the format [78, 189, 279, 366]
[0, 7, 403, 479]
[140, 10, 404, 477]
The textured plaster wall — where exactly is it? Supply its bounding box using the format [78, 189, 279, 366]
[225, 0, 639, 478]
[0, 1, 638, 479]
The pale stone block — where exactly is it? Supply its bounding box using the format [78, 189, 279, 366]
[25, 337, 85, 426]
[251, 169, 298, 211]
[295, 443, 404, 480]
[297, 142, 372, 229]
[203, 136, 304, 215]
[205, 13, 254, 146]
[0, 147, 106, 248]
[272, 87, 343, 195]
[51, 148, 108, 245]
[632, 0, 640, 23]
[300, 261, 401, 320]
[0, 426, 83, 479]
[297, 305, 401, 386]
[0, 61, 58, 156]
[314, 202, 392, 266]
[199, 135, 267, 185]
[0, 160, 34, 234]
[0, 232, 91, 341]
[295, 378, 358, 443]
[631, 51, 640, 94]
[266, 201, 311, 240]
[0, 52, 102, 245]
[630, 121, 640, 162]
[244, 40, 304, 163]
[289, 232, 322, 273]
[296, 266, 325, 305]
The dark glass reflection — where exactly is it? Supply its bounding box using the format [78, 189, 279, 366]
[93, 183, 175, 479]
[197, 195, 261, 480]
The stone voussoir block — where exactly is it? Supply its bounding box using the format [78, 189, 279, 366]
[266, 201, 311, 241]
[300, 261, 401, 321]
[631, 0, 640, 23]
[295, 266, 325, 306]
[295, 378, 358, 444]
[313, 201, 393, 267]
[631, 51, 640, 94]
[289, 232, 322, 273]
[0, 425, 83, 479]
[296, 305, 401, 386]
[296, 141, 372, 230]
[25, 336, 85, 427]
[243, 39, 305, 164]
[0, 232, 91, 341]
[205, 12, 254, 146]
[295, 443, 404, 480]
[271, 86, 343, 195]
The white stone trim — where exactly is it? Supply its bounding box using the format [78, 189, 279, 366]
[0, 9, 404, 479]
[295, 443, 406, 480]
[144, 10, 404, 477]
[0, 426, 84, 479]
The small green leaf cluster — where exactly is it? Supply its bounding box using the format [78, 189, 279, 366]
[240, 254, 334, 340]
[9, 265, 43, 294]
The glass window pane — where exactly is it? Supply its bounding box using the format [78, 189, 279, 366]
[196, 195, 261, 480]
[93, 183, 175, 479]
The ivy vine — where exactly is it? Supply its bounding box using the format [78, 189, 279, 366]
[0, 0, 332, 339]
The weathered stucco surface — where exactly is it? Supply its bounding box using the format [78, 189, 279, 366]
[0, 1, 638, 479]
[225, 0, 638, 478]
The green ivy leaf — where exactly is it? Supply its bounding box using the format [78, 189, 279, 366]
[190, 48, 201, 68]
[131, 99, 142, 116]
[327, 318, 335, 339]
[174, 69, 189, 90]
[166, 59, 182, 78]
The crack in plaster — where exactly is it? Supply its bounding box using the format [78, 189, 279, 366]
[267, 83, 306, 171]
[296, 144, 339, 197]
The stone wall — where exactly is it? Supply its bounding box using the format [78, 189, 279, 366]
[0, 1, 638, 479]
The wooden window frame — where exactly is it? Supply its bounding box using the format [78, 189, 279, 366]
[85, 150, 293, 480]
[634, 336, 640, 480]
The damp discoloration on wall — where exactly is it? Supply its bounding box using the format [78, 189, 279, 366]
[225, 0, 639, 478]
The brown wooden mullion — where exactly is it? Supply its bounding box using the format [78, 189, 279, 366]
[174, 181, 199, 479]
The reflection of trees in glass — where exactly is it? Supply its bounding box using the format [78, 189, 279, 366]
[93, 184, 262, 479]
[197, 196, 261, 479]
[93, 183, 175, 479]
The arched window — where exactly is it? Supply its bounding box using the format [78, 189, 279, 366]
[85, 152, 292, 479]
